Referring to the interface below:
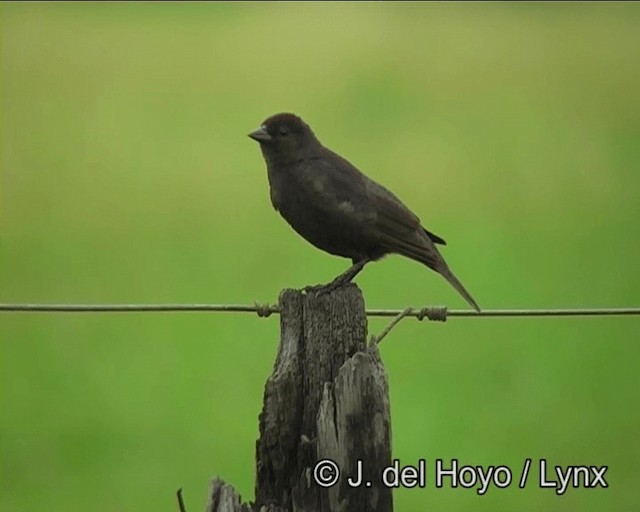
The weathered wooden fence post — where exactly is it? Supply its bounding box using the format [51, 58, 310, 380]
[207, 284, 393, 512]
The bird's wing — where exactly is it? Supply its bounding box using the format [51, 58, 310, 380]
[298, 152, 372, 219]
[424, 228, 446, 245]
[327, 152, 447, 246]
[298, 150, 444, 263]
[366, 182, 444, 268]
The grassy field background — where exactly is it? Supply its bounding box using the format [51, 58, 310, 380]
[2, 3, 639, 511]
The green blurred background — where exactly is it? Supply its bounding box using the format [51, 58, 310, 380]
[2, 3, 639, 511]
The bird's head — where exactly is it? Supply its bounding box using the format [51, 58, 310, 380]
[248, 113, 320, 164]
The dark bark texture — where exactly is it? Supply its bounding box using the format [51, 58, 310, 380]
[208, 285, 392, 512]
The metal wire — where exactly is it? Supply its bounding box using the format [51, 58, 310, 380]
[1, 303, 639, 318]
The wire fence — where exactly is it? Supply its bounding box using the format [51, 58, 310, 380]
[1, 303, 639, 321]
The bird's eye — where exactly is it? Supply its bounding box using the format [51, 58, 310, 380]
[279, 127, 288, 137]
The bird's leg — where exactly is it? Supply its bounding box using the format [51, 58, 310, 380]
[304, 258, 371, 295]
[330, 258, 370, 287]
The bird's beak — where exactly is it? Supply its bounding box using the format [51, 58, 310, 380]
[248, 126, 272, 143]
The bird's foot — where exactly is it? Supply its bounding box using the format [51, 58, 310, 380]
[303, 259, 370, 297]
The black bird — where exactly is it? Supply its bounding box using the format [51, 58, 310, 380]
[248, 113, 480, 312]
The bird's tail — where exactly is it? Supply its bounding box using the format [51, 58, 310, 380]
[440, 267, 481, 312]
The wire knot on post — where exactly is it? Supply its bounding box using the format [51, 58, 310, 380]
[254, 302, 275, 318]
[416, 306, 448, 322]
